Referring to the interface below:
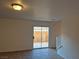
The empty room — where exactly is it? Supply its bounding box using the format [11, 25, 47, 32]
[0, 0, 79, 59]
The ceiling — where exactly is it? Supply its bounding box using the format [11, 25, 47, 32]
[0, 0, 79, 21]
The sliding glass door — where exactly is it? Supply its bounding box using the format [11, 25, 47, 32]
[33, 26, 49, 48]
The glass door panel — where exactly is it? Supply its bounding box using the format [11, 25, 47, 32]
[42, 27, 49, 47]
[33, 27, 42, 48]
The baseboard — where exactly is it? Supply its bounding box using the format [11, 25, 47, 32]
[0, 47, 56, 53]
[33, 47, 49, 50]
[0, 49, 33, 53]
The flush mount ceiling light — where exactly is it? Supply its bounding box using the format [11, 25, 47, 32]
[11, 3, 23, 11]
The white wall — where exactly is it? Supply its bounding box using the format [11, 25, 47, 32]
[0, 18, 55, 52]
[52, 21, 62, 48]
[0, 19, 33, 52]
[62, 16, 79, 59]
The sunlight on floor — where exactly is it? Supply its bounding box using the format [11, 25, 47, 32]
[33, 42, 48, 48]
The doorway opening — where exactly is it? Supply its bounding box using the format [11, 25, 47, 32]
[33, 26, 49, 49]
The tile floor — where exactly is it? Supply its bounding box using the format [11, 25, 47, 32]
[0, 48, 64, 59]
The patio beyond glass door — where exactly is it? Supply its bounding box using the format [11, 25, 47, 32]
[33, 26, 49, 48]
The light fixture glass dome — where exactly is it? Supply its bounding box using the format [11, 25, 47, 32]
[11, 3, 23, 11]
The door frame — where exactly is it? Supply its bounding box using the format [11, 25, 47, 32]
[33, 26, 49, 49]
